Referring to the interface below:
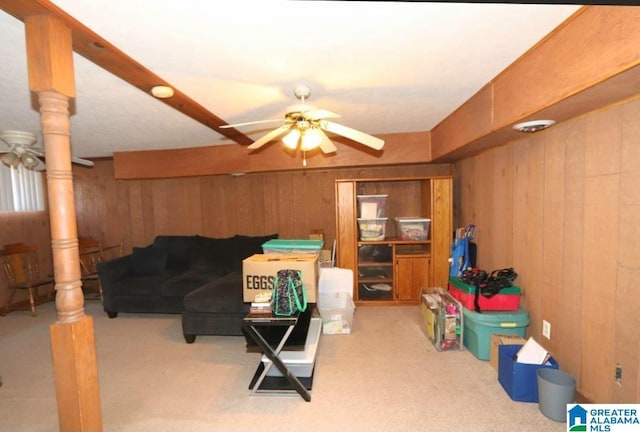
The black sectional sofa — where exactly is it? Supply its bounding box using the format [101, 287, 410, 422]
[97, 233, 277, 342]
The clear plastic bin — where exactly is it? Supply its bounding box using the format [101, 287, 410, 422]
[357, 194, 388, 218]
[394, 217, 431, 240]
[357, 218, 388, 241]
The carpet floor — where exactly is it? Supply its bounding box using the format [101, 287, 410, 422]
[0, 300, 566, 431]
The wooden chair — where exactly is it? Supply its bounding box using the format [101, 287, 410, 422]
[78, 237, 123, 302]
[1, 244, 55, 317]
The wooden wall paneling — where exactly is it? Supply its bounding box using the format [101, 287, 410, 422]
[471, 150, 493, 269]
[581, 174, 618, 402]
[202, 175, 238, 237]
[580, 106, 621, 401]
[612, 98, 640, 402]
[454, 157, 476, 229]
[541, 127, 566, 358]
[126, 181, 146, 247]
[490, 145, 514, 269]
[524, 134, 545, 343]
[511, 139, 531, 318]
[560, 116, 586, 391]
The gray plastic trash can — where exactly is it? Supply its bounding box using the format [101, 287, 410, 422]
[537, 368, 576, 422]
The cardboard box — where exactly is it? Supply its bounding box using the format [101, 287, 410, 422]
[242, 254, 318, 303]
[490, 334, 528, 370]
[498, 344, 559, 403]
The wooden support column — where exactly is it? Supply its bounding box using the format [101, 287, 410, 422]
[24, 14, 103, 432]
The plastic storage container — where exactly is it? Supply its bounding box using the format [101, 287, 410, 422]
[449, 277, 522, 311]
[357, 194, 388, 218]
[462, 307, 529, 360]
[262, 317, 322, 377]
[262, 239, 324, 255]
[318, 267, 355, 335]
[357, 218, 388, 241]
[394, 217, 431, 240]
[420, 287, 463, 351]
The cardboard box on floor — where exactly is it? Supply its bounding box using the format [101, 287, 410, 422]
[490, 334, 527, 370]
[242, 254, 318, 303]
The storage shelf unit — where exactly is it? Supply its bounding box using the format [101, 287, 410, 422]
[335, 176, 452, 305]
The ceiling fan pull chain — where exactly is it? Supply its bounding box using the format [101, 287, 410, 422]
[302, 151, 307, 167]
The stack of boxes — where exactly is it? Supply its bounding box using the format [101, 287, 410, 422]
[241, 239, 323, 303]
[357, 194, 389, 241]
[447, 276, 529, 361]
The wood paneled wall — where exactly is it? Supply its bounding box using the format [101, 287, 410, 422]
[1, 162, 450, 307]
[454, 95, 640, 403]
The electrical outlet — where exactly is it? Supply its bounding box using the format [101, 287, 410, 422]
[542, 320, 551, 339]
[615, 364, 622, 384]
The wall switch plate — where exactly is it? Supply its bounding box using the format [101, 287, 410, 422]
[542, 320, 551, 339]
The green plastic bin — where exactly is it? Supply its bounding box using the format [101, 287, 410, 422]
[462, 307, 529, 360]
[262, 239, 324, 255]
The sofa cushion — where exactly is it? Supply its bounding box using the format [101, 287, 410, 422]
[128, 246, 168, 276]
[190, 235, 235, 272]
[152, 235, 197, 269]
[158, 269, 221, 298]
[183, 272, 247, 314]
[112, 272, 181, 296]
[231, 233, 278, 270]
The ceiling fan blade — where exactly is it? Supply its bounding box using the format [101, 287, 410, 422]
[322, 121, 384, 151]
[71, 156, 95, 167]
[28, 147, 94, 167]
[247, 124, 292, 150]
[306, 109, 341, 121]
[220, 119, 282, 129]
[317, 129, 337, 154]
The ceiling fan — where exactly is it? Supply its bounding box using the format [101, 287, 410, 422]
[222, 85, 384, 165]
[0, 130, 94, 171]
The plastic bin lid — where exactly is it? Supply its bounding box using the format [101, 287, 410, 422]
[462, 307, 530, 326]
[394, 217, 431, 222]
[262, 239, 324, 249]
[357, 194, 388, 199]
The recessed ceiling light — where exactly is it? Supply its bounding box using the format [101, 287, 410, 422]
[151, 85, 174, 98]
[512, 119, 556, 133]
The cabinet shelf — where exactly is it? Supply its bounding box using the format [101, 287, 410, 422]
[336, 176, 452, 304]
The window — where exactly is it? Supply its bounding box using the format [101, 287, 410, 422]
[0, 164, 45, 212]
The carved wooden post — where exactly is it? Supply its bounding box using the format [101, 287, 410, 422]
[24, 14, 102, 432]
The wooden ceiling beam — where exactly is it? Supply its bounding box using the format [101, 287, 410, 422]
[0, 0, 254, 145]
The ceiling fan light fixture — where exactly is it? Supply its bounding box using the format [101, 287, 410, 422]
[151, 85, 174, 99]
[300, 129, 322, 151]
[1, 151, 20, 168]
[20, 152, 39, 169]
[282, 129, 301, 149]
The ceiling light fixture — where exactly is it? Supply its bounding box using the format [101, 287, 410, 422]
[1, 151, 20, 168]
[512, 119, 556, 133]
[151, 85, 174, 98]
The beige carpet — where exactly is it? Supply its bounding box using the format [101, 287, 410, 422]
[0, 300, 566, 432]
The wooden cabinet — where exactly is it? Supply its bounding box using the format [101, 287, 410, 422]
[335, 176, 452, 305]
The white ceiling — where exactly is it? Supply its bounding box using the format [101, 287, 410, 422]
[0, 1, 581, 159]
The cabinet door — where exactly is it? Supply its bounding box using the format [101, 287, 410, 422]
[357, 244, 393, 302]
[395, 256, 430, 301]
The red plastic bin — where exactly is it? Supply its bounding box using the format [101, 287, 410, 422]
[448, 277, 521, 311]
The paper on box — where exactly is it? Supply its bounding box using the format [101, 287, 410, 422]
[516, 336, 552, 364]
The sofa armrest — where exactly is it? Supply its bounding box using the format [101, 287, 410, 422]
[98, 255, 132, 313]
